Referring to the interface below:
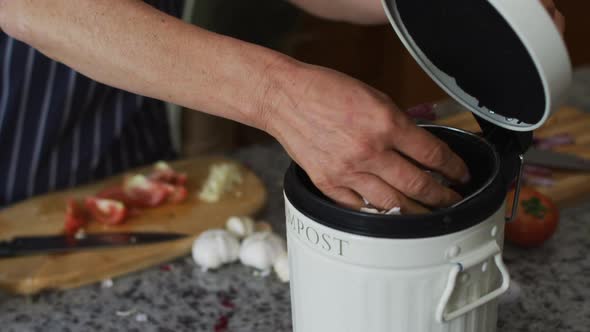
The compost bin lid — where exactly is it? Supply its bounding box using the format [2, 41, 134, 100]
[382, 0, 572, 131]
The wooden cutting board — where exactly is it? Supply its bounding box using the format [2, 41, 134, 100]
[0, 156, 266, 295]
[436, 106, 590, 207]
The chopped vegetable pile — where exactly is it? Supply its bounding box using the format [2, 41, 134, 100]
[198, 163, 243, 203]
[63, 161, 188, 235]
[532, 133, 575, 150]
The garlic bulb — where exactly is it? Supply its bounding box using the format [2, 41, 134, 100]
[226, 216, 255, 239]
[273, 252, 289, 282]
[239, 232, 286, 271]
[192, 229, 240, 271]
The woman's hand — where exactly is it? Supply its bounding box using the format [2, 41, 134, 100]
[258, 0, 564, 214]
[264, 63, 470, 213]
[541, 0, 565, 33]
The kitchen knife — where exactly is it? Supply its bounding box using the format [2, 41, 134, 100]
[0, 232, 188, 258]
[524, 148, 590, 171]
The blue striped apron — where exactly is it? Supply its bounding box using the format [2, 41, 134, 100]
[0, 0, 185, 207]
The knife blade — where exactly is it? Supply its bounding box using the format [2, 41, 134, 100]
[0, 232, 188, 258]
[525, 147, 590, 171]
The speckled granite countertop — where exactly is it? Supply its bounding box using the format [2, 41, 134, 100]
[1, 68, 589, 332]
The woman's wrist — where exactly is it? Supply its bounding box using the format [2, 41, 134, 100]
[249, 52, 304, 136]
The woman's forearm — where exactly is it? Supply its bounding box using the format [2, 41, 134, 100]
[0, 0, 476, 213]
[0, 0, 295, 129]
[289, 0, 387, 25]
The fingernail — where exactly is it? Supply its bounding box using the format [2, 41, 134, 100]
[461, 172, 471, 184]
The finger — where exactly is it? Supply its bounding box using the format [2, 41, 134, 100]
[390, 118, 470, 183]
[539, 0, 565, 34]
[554, 10, 565, 34]
[347, 173, 430, 214]
[540, 0, 556, 15]
[370, 151, 463, 207]
[319, 186, 364, 210]
[346, 173, 402, 210]
[403, 198, 432, 214]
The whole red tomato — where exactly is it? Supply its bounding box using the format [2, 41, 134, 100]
[505, 186, 559, 247]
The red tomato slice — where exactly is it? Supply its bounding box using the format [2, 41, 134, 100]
[149, 161, 187, 186]
[85, 197, 127, 225]
[123, 175, 169, 208]
[65, 199, 88, 235]
[167, 185, 188, 203]
[505, 186, 559, 248]
[174, 173, 187, 186]
[96, 185, 143, 210]
[97, 186, 130, 203]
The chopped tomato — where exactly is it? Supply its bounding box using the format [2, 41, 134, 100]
[65, 161, 190, 231]
[167, 185, 188, 203]
[97, 186, 130, 204]
[149, 161, 187, 186]
[157, 183, 187, 203]
[96, 185, 143, 211]
[97, 185, 142, 210]
[173, 173, 187, 186]
[85, 197, 127, 225]
[65, 199, 88, 235]
[505, 186, 559, 248]
[123, 174, 169, 208]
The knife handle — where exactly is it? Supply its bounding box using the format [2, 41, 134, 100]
[0, 240, 15, 258]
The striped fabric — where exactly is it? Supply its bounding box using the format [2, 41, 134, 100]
[0, 0, 185, 207]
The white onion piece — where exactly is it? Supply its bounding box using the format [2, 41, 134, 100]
[360, 207, 380, 214]
[360, 205, 402, 215]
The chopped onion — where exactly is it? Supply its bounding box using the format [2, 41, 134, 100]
[533, 133, 575, 150]
[523, 165, 553, 177]
[522, 163, 555, 187]
[523, 176, 555, 187]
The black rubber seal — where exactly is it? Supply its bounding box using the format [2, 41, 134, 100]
[283, 126, 510, 239]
